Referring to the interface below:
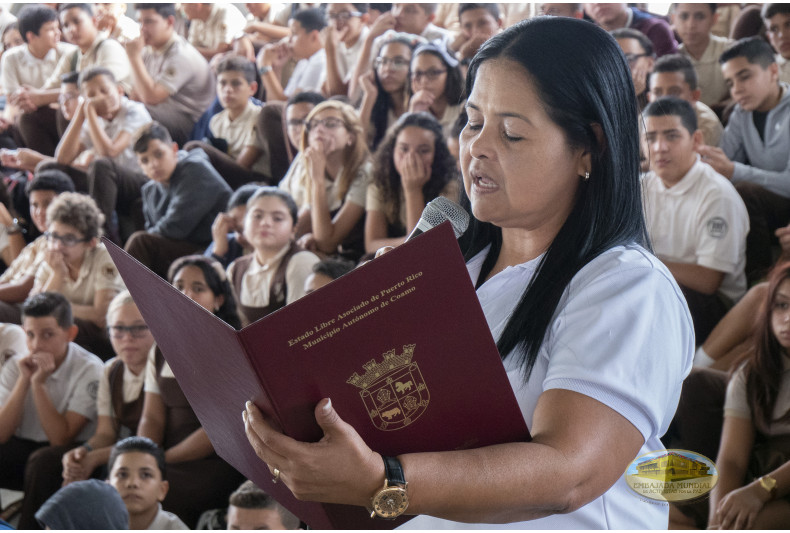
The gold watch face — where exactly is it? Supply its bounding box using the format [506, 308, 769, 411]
[761, 476, 777, 491]
[372, 486, 409, 519]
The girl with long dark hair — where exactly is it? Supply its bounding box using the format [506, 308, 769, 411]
[358, 33, 422, 149]
[364, 112, 458, 253]
[708, 262, 790, 529]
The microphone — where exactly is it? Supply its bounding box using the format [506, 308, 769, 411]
[406, 197, 470, 242]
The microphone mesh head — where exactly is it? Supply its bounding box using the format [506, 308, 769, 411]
[423, 197, 470, 238]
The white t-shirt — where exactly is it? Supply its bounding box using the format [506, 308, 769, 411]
[334, 26, 370, 83]
[0, 343, 102, 442]
[284, 48, 326, 97]
[643, 157, 749, 302]
[401, 244, 694, 529]
[79, 96, 152, 171]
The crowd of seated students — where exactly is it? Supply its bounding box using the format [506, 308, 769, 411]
[1, 2, 790, 529]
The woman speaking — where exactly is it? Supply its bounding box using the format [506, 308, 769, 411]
[243, 16, 693, 529]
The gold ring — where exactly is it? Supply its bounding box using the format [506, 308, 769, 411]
[272, 467, 281, 484]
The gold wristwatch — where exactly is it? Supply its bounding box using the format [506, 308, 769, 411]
[369, 456, 409, 519]
[758, 475, 778, 500]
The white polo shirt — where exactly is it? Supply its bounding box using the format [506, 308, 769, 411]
[643, 157, 749, 302]
[209, 100, 267, 175]
[283, 48, 326, 97]
[0, 342, 102, 442]
[1, 42, 77, 94]
[401, 243, 693, 529]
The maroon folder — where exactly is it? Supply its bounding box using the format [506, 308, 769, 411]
[105, 222, 530, 529]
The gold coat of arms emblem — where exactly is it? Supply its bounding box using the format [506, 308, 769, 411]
[347, 344, 429, 431]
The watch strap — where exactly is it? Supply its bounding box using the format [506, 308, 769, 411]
[382, 455, 406, 486]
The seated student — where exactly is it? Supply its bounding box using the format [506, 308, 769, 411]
[95, 2, 140, 42]
[42, 3, 133, 93]
[697, 37, 790, 283]
[257, 8, 327, 103]
[183, 57, 270, 189]
[303, 257, 355, 294]
[0, 292, 102, 527]
[124, 3, 215, 146]
[585, 2, 678, 56]
[449, 3, 502, 66]
[139, 255, 243, 528]
[19, 4, 133, 157]
[16, 291, 153, 528]
[358, 33, 421, 149]
[61, 292, 153, 484]
[763, 4, 790, 84]
[642, 97, 748, 344]
[407, 40, 464, 139]
[48, 67, 152, 241]
[107, 436, 189, 530]
[182, 3, 246, 62]
[648, 53, 723, 146]
[1, 4, 76, 153]
[324, 3, 370, 97]
[33, 193, 125, 360]
[206, 184, 259, 268]
[125, 122, 232, 279]
[228, 187, 319, 326]
[0, 171, 74, 324]
[704, 262, 790, 529]
[672, 3, 732, 110]
[226, 480, 301, 530]
[284, 101, 372, 262]
[35, 478, 129, 529]
[365, 112, 458, 253]
[612, 28, 655, 112]
[348, 3, 449, 102]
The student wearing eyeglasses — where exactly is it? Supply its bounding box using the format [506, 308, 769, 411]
[408, 40, 465, 140]
[292, 101, 372, 262]
[324, 3, 370, 97]
[358, 33, 421, 149]
[31, 193, 124, 361]
[20, 291, 154, 528]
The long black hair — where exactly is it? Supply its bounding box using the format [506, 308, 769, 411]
[461, 17, 650, 378]
[371, 34, 421, 149]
